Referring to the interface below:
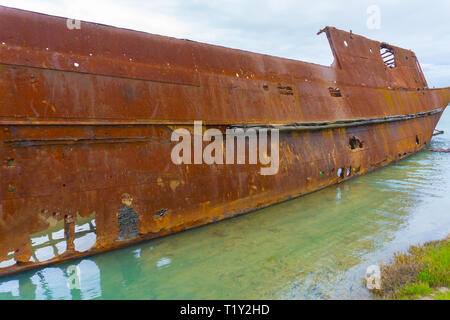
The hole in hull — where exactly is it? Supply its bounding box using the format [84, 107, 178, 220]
[349, 136, 364, 149]
[328, 87, 342, 97]
[380, 44, 396, 68]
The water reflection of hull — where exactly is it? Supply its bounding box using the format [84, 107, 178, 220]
[0, 6, 449, 276]
[0, 214, 96, 268]
[0, 259, 102, 300]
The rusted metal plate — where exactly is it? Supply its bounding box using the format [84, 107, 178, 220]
[0, 6, 449, 276]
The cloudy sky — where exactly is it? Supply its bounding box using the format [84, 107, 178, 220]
[1, 0, 448, 87]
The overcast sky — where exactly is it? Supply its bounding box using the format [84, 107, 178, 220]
[1, 0, 448, 87]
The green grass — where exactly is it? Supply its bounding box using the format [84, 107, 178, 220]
[375, 237, 449, 300]
[416, 244, 450, 287]
[434, 291, 450, 300]
[396, 282, 433, 300]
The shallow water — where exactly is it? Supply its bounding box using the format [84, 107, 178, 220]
[1, 109, 450, 300]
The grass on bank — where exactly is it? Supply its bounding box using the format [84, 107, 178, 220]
[374, 237, 449, 300]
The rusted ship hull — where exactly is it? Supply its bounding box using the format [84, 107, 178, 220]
[0, 6, 449, 277]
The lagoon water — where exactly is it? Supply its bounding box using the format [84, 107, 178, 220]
[1, 109, 450, 300]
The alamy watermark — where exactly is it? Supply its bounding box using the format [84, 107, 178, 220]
[170, 121, 279, 175]
[66, 264, 81, 290]
[366, 5, 381, 30]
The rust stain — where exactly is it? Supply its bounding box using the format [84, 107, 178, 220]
[0, 6, 449, 276]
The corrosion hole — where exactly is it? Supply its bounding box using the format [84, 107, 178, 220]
[380, 44, 396, 68]
[349, 136, 364, 149]
[319, 171, 325, 177]
[277, 86, 294, 95]
[64, 214, 75, 251]
[346, 167, 351, 177]
[337, 168, 345, 179]
[344, 40, 348, 47]
[262, 83, 269, 91]
[154, 208, 168, 218]
[416, 135, 420, 145]
[8, 184, 16, 192]
[4, 158, 14, 167]
[328, 87, 342, 97]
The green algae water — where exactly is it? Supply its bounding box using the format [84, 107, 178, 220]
[1, 109, 450, 300]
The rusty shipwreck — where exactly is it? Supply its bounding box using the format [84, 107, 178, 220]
[1, 6, 449, 277]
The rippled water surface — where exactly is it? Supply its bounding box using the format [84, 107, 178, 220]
[1, 109, 450, 300]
